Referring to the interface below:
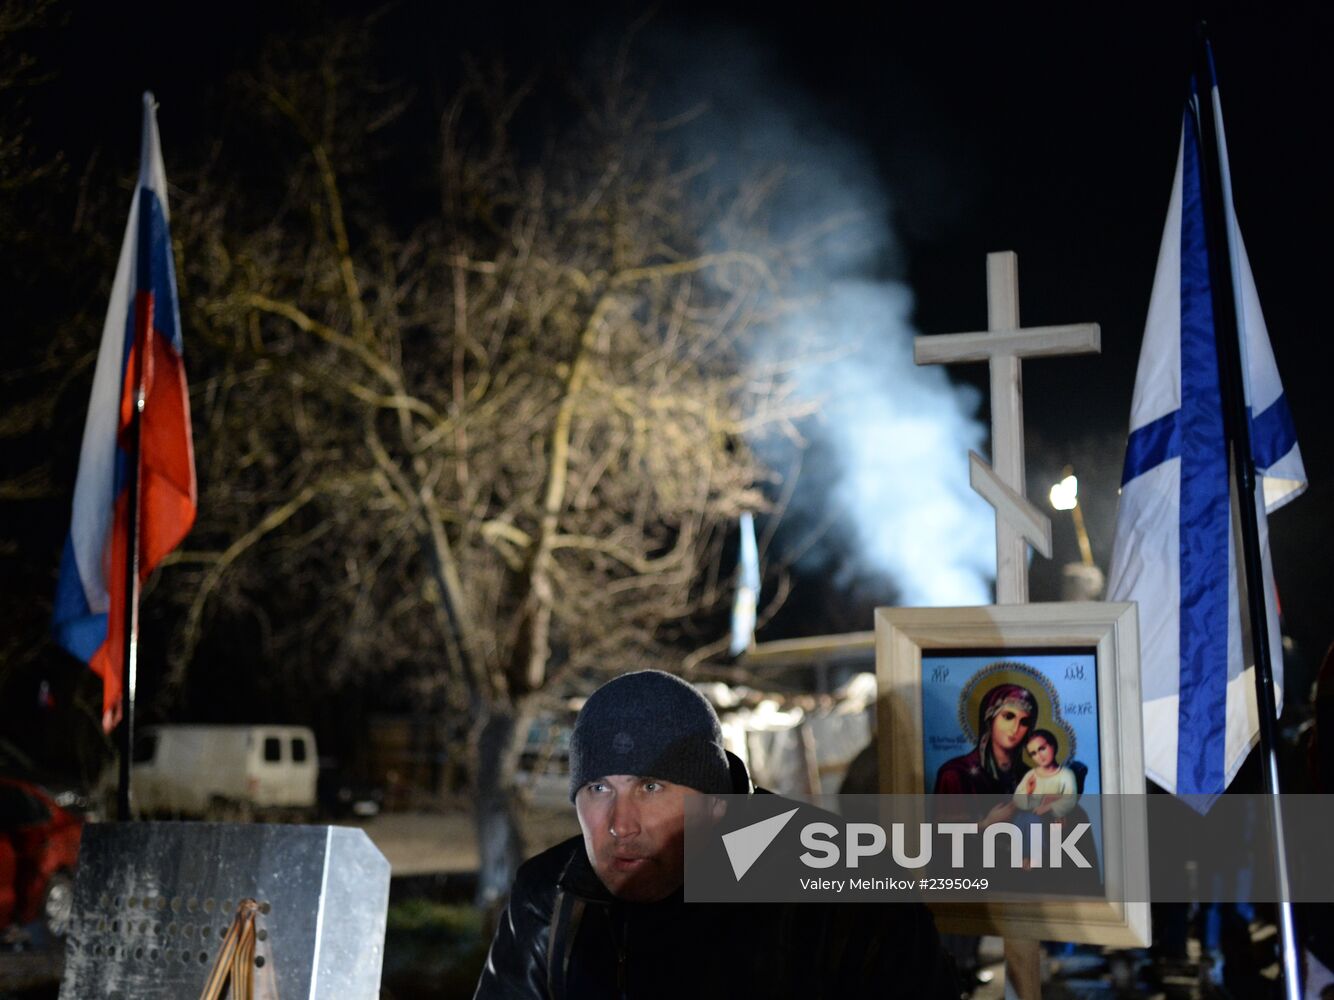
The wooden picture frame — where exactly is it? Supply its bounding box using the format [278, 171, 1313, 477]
[875, 602, 1150, 947]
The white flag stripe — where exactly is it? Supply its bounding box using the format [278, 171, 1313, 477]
[68, 191, 140, 614]
[1127, 132, 1185, 432]
[1212, 86, 1306, 512]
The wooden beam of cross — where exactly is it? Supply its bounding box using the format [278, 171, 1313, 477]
[914, 252, 1100, 605]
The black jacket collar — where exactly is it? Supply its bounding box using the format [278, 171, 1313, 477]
[555, 837, 613, 901]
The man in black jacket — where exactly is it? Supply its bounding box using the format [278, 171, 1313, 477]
[475, 670, 956, 998]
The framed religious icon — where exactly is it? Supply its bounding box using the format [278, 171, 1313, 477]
[875, 602, 1150, 947]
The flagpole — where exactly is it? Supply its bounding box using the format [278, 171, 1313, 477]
[116, 94, 160, 824]
[116, 405, 142, 823]
[116, 230, 149, 826]
[1189, 25, 1301, 1000]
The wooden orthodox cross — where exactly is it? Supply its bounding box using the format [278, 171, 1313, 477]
[914, 251, 1100, 605]
[914, 251, 1100, 999]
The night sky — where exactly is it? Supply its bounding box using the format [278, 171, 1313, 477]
[10, 3, 1334, 723]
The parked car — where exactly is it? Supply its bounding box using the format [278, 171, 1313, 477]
[131, 725, 318, 820]
[0, 777, 83, 938]
[317, 757, 383, 819]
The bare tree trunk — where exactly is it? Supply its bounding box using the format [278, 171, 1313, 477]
[472, 698, 531, 907]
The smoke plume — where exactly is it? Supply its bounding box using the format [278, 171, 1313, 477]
[641, 23, 996, 607]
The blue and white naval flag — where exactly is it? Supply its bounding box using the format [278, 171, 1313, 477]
[729, 512, 760, 657]
[1107, 66, 1305, 801]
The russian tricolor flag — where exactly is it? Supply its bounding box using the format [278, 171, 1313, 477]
[1107, 58, 1305, 801]
[52, 94, 196, 730]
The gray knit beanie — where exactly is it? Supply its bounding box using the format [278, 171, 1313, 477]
[568, 670, 731, 801]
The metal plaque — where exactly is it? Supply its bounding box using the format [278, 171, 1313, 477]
[60, 822, 390, 999]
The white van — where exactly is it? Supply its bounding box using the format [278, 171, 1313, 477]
[131, 725, 318, 820]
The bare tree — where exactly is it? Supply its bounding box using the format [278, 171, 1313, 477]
[0, 0, 122, 771]
[167, 31, 812, 901]
[0, 0, 60, 234]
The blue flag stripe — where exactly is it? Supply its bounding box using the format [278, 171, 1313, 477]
[118, 188, 180, 379]
[1122, 411, 1180, 485]
[1121, 390, 1294, 489]
[141, 187, 181, 350]
[1250, 396, 1297, 472]
[1176, 106, 1230, 797]
[112, 187, 182, 500]
[52, 535, 105, 661]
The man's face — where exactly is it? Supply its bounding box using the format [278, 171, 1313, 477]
[575, 774, 697, 902]
[991, 704, 1033, 752]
